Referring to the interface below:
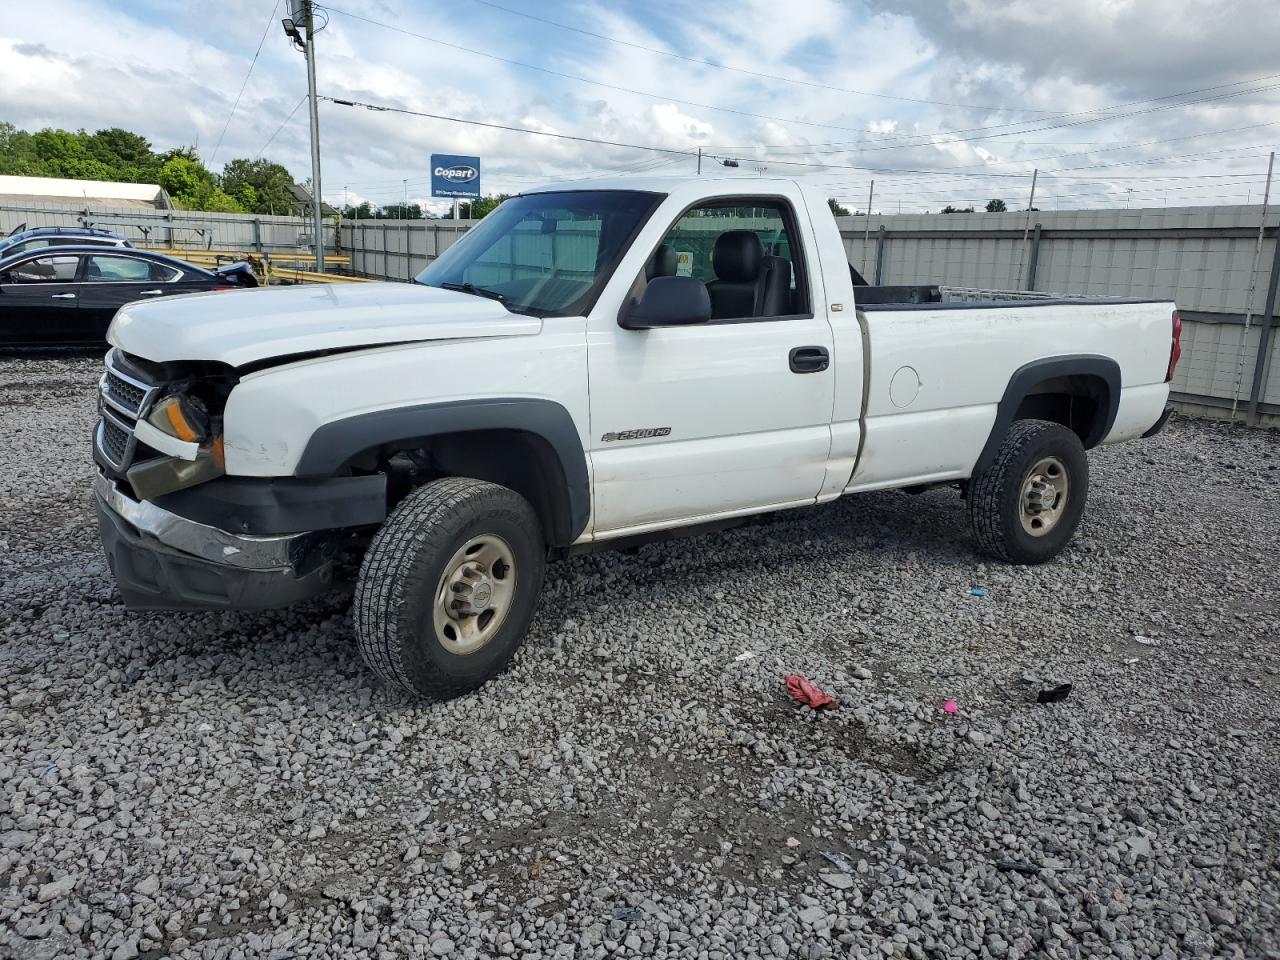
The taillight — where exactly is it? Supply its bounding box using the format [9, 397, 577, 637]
[212, 285, 234, 292]
[1166, 309, 1182, 382]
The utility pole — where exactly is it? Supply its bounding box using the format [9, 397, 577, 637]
[1015, 168, 1039, 288]
[697, 148, 702, 175]
[403, 179, 409, 280]
[283, 2, 325, 271]
[862, 180, 874, 275]
[303, 2, 324, 271]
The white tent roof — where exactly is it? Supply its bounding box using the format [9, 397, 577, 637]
[0, 175, 170, 209]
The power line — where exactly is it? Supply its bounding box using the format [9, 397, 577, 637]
[463, 0, 1055, 115]
[322, 95, 699, 158]
[324, 0, 1280, 179]
[209, 0, 280, 168]
[253, 95, 307, 160]
[324, 94, 1278, 193]
[717, 73, 1280, 154]
[323, 5, 910, 138]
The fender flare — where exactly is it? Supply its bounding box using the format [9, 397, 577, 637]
[973, 355, 1121, 476]
[294, 397, 590, 544]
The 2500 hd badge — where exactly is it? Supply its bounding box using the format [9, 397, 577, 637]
[602, 427, 672, 442]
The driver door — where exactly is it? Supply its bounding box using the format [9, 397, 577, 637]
[0, 253, 84, 345]
[586, 194, 834, 538]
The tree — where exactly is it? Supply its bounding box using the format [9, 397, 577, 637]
[985, 199, 1008, 213]
[341, 201, 377, 220]
[379, 202, 424, 220]
[827, 197, 851, 216]
[0, 121, 294, 212]
[221, 158, 295, 215]
[158, 154, 243, 212]
[441, 194, 510, 220]
[940, 205, 975, 214]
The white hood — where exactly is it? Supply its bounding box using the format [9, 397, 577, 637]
[108, 282, 541, 367]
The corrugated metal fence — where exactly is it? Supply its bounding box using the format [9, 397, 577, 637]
[6, 199, 1276, 424]
[0, 201, 334, 255]
[837, 205, 1280, 423]
[339, 204, 1279, 424]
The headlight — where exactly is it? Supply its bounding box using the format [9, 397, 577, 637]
[127, 394, 227, 500]
[147, 395, 211, 443]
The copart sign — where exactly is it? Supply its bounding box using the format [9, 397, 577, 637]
[431, 154, 481, 199]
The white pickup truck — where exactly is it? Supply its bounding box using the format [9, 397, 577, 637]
[94, 177, 1180, 698]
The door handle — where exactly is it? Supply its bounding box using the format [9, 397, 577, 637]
[139, 289, 164, 296]
[50, 292, 77, 300]
[789, 345, 829, 373]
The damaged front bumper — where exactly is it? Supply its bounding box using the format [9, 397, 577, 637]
[94, 474, 337, 611]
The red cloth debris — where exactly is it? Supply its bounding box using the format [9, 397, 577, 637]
[784, 674, 838, 710]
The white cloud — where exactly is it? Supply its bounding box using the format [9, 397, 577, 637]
[0, 0, 1275, 213]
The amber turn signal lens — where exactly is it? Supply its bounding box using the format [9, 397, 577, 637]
[148, 396, 205, 443]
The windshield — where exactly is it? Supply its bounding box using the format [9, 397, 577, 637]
[416, 190, 662, 316]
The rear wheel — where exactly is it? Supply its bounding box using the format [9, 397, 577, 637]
[354, 478, 545, 699]
[967, 419, 1089, 564]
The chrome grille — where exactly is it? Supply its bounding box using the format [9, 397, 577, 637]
[96, 351, 160, 473]
[104, 371, 145, 414]
[100, 417, 129, 464]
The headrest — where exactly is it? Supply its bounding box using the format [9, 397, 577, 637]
[712, 230, 763, 282]
[645, 243, 677, 280]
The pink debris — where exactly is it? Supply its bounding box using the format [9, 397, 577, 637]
[941, 699, 959, 714]
[785, 837, 800, 848]
[784, 674, 838, 711]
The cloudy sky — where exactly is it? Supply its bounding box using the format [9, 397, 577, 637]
[3, 0, 1279, 214]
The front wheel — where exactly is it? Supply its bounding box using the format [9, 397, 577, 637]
[354, 478, 546, 699]
[967, 419, 1089, 564]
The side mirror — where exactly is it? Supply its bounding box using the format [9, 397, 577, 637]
[622, 276, 711, 330]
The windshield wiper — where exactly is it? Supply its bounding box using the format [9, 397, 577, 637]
[439, 281, 506, 302]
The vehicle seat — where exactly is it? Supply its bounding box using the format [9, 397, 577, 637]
[86, 262, 104, 280]
[645, 242, 677, 281]
[707, 230, 790, 319]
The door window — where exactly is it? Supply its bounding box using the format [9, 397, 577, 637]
[650, 200, 808, 321]
[2, 238, 51, 256]
[85, 255, 163, 282]
[7, 255, 80, 282]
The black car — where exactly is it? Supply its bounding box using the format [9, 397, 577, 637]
[0, 246, 257, 347]
[0, 225, 132, 258]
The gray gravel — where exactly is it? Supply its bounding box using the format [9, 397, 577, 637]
[2, 354, 1279, 960]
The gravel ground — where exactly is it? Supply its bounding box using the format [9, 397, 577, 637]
[1, 354, 1278, 960]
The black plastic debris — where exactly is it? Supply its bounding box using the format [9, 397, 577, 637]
[996, 858, 1040, 875]
[611, 906, 643, 922]
[1036, 683, 1073, 704]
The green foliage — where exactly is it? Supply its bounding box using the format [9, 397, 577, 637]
[378, 202, 424, 220]
[441, 194, 510, 220]
[0, 121, 298, 214]
[221, 158, 295, 215]
[985, 199, 1008, 213]
[827, 197, 851, 217]
[941, 205, 976, 214]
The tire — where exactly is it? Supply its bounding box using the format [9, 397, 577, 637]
[967, 419, 1089, 564]
[353, 478, 546, 699]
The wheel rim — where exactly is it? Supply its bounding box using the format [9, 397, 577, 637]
[1019, 456, 1070, 537]
[432, 534, 517, 655]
